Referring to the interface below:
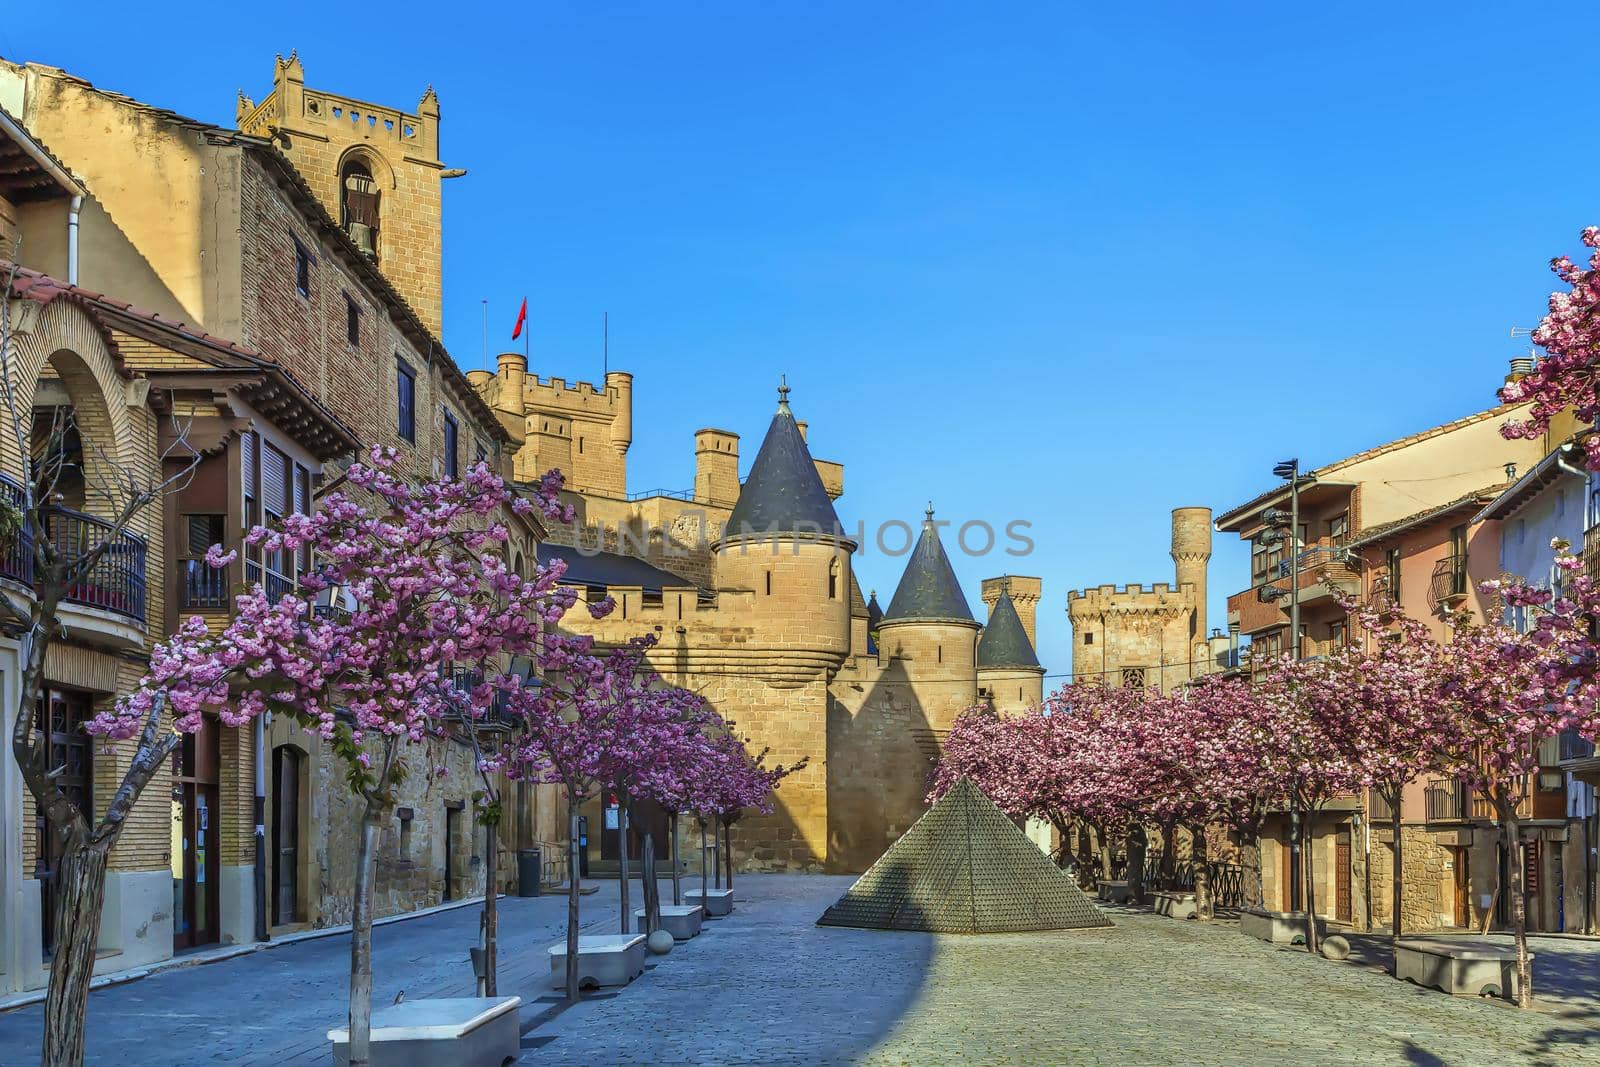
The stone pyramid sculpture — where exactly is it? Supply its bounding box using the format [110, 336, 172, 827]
[817, 777, 1112, 933]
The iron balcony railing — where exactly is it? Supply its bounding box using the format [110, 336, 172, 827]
[179, 558, 230, 610]
[1559, 727, 1597, 762]
[0, 475, 147, 623]
[1138, 856, 1246, 912]
[1430, 554, 1469, 605]
[1425, 778, 1469, 822]
[1586, 523, 1600, 584]
[1273, 545, 1357, 580]
[1367, 787, 1396, 822]
[244, 560, 296, 604]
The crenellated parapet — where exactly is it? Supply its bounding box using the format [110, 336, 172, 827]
[1067, 581, 1201, 620]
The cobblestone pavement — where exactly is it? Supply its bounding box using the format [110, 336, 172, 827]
[1, 874, 1597, 1064]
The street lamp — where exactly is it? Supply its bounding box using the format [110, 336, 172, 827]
[1271, 458, 1314, 912]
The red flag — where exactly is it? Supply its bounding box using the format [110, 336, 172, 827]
[511, 298, 528, 340]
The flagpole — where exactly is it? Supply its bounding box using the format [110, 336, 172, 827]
[524, 297, 529, 363]
[603, 311, 609, 379]
[481, 300, 488, 367]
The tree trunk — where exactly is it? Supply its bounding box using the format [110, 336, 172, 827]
[1503, 812, 1532, 1008]
[1300, 811, 1320, 955]
[1390, 797, 1404, 976]
[1098, 828, 1113, 884]
[713, 818, 722, 890]
[1238, 826, 1264, 910]
[640, 831, 659, 934]
[40, 839, 109, 1067]
[1191, 824, 1212, 922]
[347, 805, 382, 1067]
[617, 794, 631, 934]
[564, 796, 580, 1001]
[1159, 820, 1176, 891]
[481, 818, 497, 997]
[723, 821, 734, 891]
[699, 820, 709, 903]
[1127, 825, 1147, 905]
[670, 813, 682, 906]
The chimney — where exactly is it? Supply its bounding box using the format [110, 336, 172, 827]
[1506, 356, 1535, 385]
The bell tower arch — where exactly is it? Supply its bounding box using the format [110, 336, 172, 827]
[237, 51, 450, 335]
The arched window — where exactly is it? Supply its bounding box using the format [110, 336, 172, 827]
[340, 160, 380, 260]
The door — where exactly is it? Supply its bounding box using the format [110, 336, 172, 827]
[1335, 834, 1353, 923]
[599, 792, 668, 861]
[37, 689, 94, 957]
[443, 804, 462, 902]
[172, 717, 220, 951]
[272, 747, 301, 925]
[1452, 847, 1470, 928]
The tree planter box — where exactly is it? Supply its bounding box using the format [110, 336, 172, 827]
[547, 934, 647, 990]
[685, 888, 734, 917]
[1240, 907, 1309, 944]
[1395, 939, 1532, 1001]
[328, 996, 520, 1067]
[635, 904, 704, 940]
[1150, 891, 1198, 920]
[1097, 880, 1131, 904]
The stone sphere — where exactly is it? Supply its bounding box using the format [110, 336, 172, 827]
[1320, 934, 1351, 962]
[647, 929, 675, 956]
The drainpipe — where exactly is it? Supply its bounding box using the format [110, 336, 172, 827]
[254, 713, 269, 942]
[66, 195, 82, 285]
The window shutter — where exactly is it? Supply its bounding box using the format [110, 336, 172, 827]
[241, 432, 257, 499]
[293, 465, 310, 516]
[262, 445, 288, 516]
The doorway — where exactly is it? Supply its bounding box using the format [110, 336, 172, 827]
[271, 746, 302, 926]
[1335, 831, 1353, 923]
[36, 688, 94, 958]
[1450, 847, 1471, 928]
[171, 716, 220, 951]
[600, 792, 669, 862]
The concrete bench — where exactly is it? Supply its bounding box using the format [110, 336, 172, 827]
[329, 996, 520, 1067]
[1150, 891, 1198, 920]
[1395, 938, 1532, 1001]
[635, 904, 704, 940]
[1240, 907, 1310, 944]
[547, 934, 647, 990]
[1097, 880, 1131, 904]
[685, 888, 734, 917]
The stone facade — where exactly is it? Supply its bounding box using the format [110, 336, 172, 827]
[1067, 507, 1216, 690]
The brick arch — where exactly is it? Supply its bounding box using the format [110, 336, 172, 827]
[4, 299, 136, 511]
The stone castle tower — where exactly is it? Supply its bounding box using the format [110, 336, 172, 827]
[475, 360, 1047, 873]
[1067, 507, 1214, 691]
[238, 52, 448, 335]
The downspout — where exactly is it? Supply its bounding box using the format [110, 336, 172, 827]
[254, 712, 270, 942]
[67, 195, 82, 285]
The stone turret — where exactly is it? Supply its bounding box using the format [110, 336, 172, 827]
[876, 505, 981, 729]
[977, 585, 1045, 713]
[713, 380, 854, 670]
[1170, 506, 1212, 641]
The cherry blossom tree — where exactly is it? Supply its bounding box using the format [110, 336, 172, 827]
[99, 452, 587, 1065]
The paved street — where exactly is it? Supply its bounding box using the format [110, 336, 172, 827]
[1, 875, 1597, 1065]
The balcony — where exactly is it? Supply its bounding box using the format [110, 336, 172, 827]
[1429, 554, 1469, 608]
[1424, 778, 1469, 822]
[1586, 523, 1600, 583]
[0, 475, 148, 627]
[244, 560, 296, 604]
[179, 558, 230, 610]
[1366, 787, 1395, 823]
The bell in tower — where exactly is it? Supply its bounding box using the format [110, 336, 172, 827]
[341, 163, 380, 260]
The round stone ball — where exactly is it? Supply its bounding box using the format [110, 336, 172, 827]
[1320, 934, 1351, 962]
[647, 929, 675, 956]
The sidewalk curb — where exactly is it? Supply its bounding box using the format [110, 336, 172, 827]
[0, 893, 489, 1013]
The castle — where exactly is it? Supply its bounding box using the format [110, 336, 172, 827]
[476, 354, 1048, 873]
[1066, 508, 1221, 691]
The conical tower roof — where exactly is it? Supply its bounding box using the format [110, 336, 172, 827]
[724, 379, 844, 540]
[817, 778, 1112, 933]
[977, 589, 1041, 670]
[866, 590, 884, 632]
[883, 506, 974, 624]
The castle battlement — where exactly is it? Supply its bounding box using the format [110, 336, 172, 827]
[525, 373, 623, 408]
[1067, 581, 1199, 614]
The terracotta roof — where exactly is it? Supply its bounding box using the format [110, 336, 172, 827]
[0, 104, 82, 202]
[1345, 483, 1512, 549]
[1216, 405, 1522, 528]
[5, 260, 360, 460]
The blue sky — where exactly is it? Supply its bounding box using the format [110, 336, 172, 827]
[10, 3, 1598, 679]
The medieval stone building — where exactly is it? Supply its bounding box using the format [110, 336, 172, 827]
[473, 354, 1049, 874]
[1066, 507, 1219, 690]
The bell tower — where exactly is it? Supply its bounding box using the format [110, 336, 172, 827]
[238, 52, 450, 335]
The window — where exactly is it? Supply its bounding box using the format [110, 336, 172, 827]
[293, 241, 310, 298]
[187, 514, 225, 555]
[345, 295, 360, 346]
[1328, 619, 1347, 649]
[475, 444, 488, 469]
[578, 436, 585, 455]
[1121, 666, 1146, 689]
[396, 358, 416, 443]
[1328, 513, 1348, 547]
[1251, 539, 1270, 584]
[1084, 631, 1094, 645]
[765, 571, 772, 596]
[1383, 546, 1401, 602]
[442, 410, 459, 478]
[827, 559, 838, 599]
